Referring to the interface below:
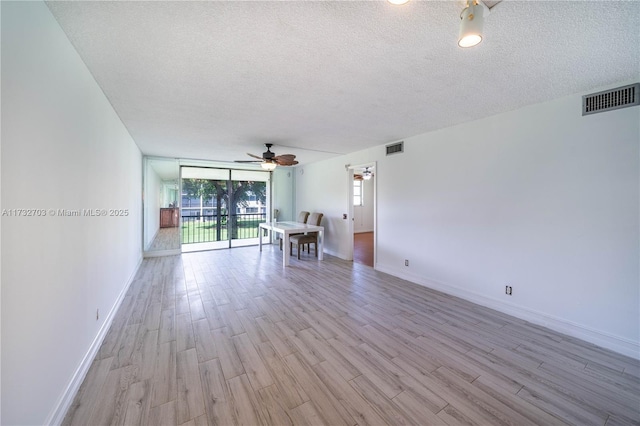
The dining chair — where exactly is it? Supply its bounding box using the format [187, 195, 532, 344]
[289, 212, 323, 260]
[279, 211, 310, 250]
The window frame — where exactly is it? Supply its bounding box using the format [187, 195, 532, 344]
[353, 179, 363, 206]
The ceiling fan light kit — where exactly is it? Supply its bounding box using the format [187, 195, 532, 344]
[261, 160, 278, 171]
[355, 167, 374, 181]
[362, 167, 373, 180]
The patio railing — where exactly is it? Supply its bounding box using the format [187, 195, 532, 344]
[181, 212, 266, 244]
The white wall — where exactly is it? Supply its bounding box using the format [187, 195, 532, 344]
[296, 84, 640, 359]
[272, 167, 295, 221]
[296, 161, 347, 256]
[144, 162, 162, 249]
[1, 2, 143, 425]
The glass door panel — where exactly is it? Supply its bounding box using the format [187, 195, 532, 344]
[181, 167, 230, 251]
[229, 170, 269, 248]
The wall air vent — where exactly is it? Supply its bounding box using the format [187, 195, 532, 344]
[386, 141, 404, 155]
[582, 83, 639, 116]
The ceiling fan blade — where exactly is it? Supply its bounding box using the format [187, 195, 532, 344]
[234, 160, 262, 163]
[274, 154, 297, 165]
[275, 159, 299, 166]
[274, 154, 296, 161]
[247, 153, 264, 160]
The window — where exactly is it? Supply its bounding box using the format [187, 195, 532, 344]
[353, 180, 363, 206]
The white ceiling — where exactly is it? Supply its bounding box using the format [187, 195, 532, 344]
[47, 1, 639, 166]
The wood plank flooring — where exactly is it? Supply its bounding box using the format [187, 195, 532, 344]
[148, 227, 180, 251]
[63, 246, 640, 425]
[354, 232, 374, 267]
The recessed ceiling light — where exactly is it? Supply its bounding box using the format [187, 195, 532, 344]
[388, 0, 410, 5]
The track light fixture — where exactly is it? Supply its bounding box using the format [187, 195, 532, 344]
[388, 0, 497, 48]
[458, 0, 489, 48]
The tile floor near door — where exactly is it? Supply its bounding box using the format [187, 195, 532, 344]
[63, 245, 640, 426]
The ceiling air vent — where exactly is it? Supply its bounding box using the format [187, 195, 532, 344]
[386, 141, 404, 156]
[582, 83, 639, 116]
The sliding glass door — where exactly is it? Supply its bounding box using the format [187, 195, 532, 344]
[229, 170, 269, 247]
[181, 167, 270, 251]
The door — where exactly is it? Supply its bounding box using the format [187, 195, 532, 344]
[348, 163, 376, 267]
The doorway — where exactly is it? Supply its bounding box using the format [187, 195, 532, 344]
[181, 167, 270, 252]
[348, 163, 376, 267]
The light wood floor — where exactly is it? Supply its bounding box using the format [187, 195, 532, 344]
[149, 227, 180, 251]
[64, 245, 640, 425]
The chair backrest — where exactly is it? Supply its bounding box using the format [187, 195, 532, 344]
[297, 211, 310, 223]
[307, 212, 323, 226]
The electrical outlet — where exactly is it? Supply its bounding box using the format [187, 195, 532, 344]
[505, 286, 513, 295]
[405, 259, 409, 267]
[96, 309, 100, 320]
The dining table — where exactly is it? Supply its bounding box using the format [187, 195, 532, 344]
[258, 221, 324, 267]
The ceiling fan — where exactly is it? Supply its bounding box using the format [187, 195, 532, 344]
[355, 166, 374, 181]
[235, 143, 299, 170]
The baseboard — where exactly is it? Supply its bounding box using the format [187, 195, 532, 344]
[46, 254, 143, 425]
[324, 247, 349, 260]
[376, 264, 640, 361]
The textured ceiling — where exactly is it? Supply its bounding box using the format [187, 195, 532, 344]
[46, 1, 640, 165]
